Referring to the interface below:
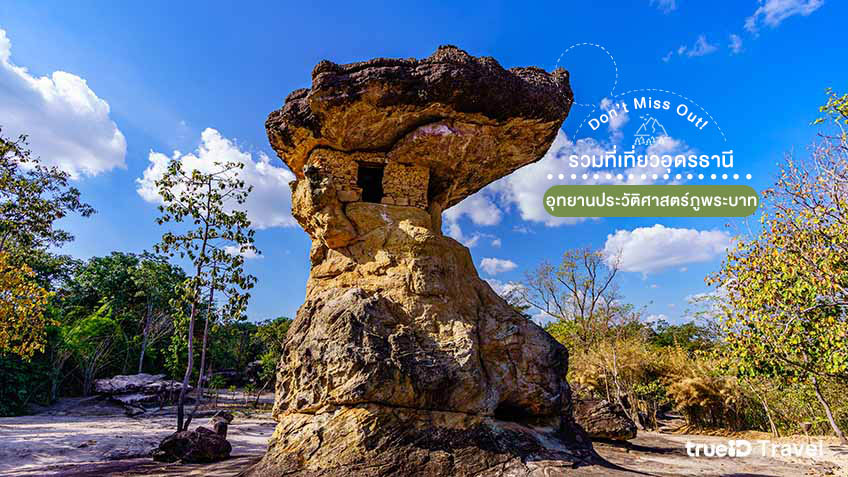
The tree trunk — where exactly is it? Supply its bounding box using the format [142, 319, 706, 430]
[760, 396, 779, 438]
[195, 271, 216, 403]
[811, 376, 847, 444]
[610, 341, 633, 421]
[176, 301, 198, 432]
[138, 300, 152, 374]
[185, 281, 216, 431]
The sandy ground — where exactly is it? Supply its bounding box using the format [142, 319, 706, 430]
[0, 395, 275, 476]
[579, 432, 848, 476]
[2, 397, 847, 476]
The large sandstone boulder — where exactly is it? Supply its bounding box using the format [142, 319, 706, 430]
[573, 400, 637, 441]
[244, 46, 593, 477]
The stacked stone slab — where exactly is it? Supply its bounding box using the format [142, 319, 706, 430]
[93, 373, 189, 411]
[244, 46, 594, 477]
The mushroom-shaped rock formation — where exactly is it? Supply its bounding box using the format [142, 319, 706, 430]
[244, 46, 594, 477]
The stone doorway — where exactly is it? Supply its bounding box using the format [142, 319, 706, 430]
[356, 163, 384, 203]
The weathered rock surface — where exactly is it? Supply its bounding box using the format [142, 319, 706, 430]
[94, 373, 190, 410]
[574, 400, 637, 441]
[244, 46, 590, 476]
[152, 426, 232, 463]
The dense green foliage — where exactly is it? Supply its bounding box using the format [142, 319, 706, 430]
[708, 91, 848, 442]
[0, 249, 290, 416]
[0, 130, 287, 417]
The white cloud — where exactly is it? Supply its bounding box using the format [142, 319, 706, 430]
[460, 129, 692, 228]
[600, 98, 630, 133]
[484, 278, 525, 299]
[603, 224, 734, 274]
[728, 34, 744, 54]
[650, 283, 660, 289]
[441, 130, 663, 239]
[745, 0, 824, 32]
[444, 222, 500, 248]
[480, 257, 518, 275]
[137, 128, 297, 229]
[649, 0, 678, 13]
[225, 245, 262, 260]
[645, 313, 668, 324]
[676, 35, 719, 58]
[486, 131, 598, 227]
[685, 291, 713, 303]
[442, 189, 502, 248]
[661, 51, 674, 63]
[444, 221, 480, 247]
[0, 28, 126, 179]
[444, 192, 502, 226]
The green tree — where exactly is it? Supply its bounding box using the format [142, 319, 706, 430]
[0, 252, 53, 359]
[130, 253, 186, 373]
[253, 316, 291, 385]
[649, 320, 715, 353]
[63, 304, 125, 396]
[0, 131, 94, 254]
[62, 252, 185, 375]
[0, 129, 93, 362]
[154, 158, 257, 431]
[710, 94, 848, 443]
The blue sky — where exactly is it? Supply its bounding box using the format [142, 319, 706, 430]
[0, 0, 844, 323]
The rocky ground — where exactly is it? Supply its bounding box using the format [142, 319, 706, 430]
[2, 396, 846, 477]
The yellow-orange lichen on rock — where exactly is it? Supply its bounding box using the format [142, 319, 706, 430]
[242, 46, 595, 477]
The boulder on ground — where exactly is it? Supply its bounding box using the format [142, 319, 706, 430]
[94, 373, 190, 412]
[574, 399, 637, 441]
[152, 426, 232, 463]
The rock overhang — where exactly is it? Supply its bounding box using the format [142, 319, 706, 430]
[266, 45, 572, 212]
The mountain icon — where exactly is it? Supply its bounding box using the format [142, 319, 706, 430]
[635, 115, 667, 137]
[633, 115, 668, 146]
